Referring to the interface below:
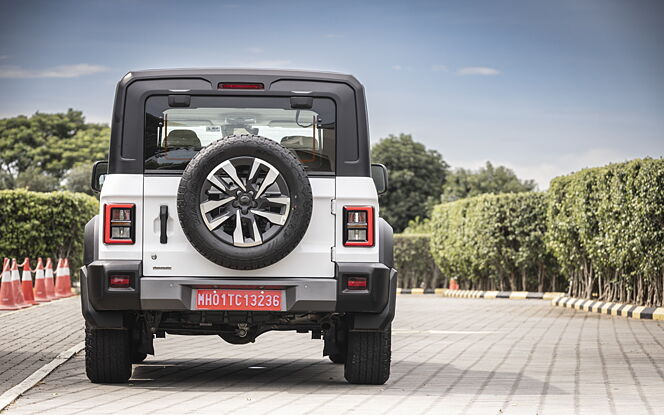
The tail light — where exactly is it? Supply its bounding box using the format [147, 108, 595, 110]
[346, 276, 368, 290]
[343, 206, 374, 247]
[109, 275, 131, 288]
[218, 83, 264, 90]
[104, 204, 135, 244]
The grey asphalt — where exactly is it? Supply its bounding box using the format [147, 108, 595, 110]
[4, 296, 664, 414]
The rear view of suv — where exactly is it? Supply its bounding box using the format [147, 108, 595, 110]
[82, 69, 396, 385]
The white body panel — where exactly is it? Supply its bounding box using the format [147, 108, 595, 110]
[142, 176, 336, 278]
[98, 175, 143, 261]
[333, 177, 380, 263]
[98, 174, 380, 277]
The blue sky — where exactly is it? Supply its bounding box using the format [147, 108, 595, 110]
[1, 0, 662, 188]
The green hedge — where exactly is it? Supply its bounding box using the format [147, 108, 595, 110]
[429, 192, 562, 292]
[0, 189, 98, 274]
[547, 158, 664, 306]
[394, 234, 441, 288]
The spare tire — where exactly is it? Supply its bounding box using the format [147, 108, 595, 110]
[177, 135, 313, 270]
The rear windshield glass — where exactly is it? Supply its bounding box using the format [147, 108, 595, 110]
[144, 96, 336, 173]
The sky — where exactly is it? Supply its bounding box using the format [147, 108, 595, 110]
[0, 0, 662, 189]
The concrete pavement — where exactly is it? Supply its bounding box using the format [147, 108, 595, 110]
[3, 296, 664, 414]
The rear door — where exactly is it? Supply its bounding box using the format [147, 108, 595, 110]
[141, 95, 337, 278]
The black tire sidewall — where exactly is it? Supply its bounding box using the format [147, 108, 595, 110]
[177, 135, 313, 270]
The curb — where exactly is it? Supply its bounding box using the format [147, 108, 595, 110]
[397, 288, 443, 295]
[553, 296, 664, 320]
[0, 341, 85, 412]
[397, 288, 564, 300]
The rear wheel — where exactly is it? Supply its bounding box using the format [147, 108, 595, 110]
[131, 351, 147, 364]
[343, 326, 391, 385]
[85, 326, 132, 383]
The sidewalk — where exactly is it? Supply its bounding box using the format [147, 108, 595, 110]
[0, 297, 83, 395]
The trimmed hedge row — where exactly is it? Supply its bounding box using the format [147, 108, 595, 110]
[0, 189, 98, 274]
[547, 158, 664, 307]
[429, 192, 563, 292]
[394, 234, 441, 289]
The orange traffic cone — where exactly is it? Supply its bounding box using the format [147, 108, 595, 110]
[33, 258, 50, 302]
[20, 258, 38, 305]
[0, 259, 19, 310]
[11, 259, 30, 308]
[55, 258, 74, 298]
[44, 258, 56, 300]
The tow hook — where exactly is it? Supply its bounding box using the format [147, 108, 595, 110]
[236, 323, 249, 338]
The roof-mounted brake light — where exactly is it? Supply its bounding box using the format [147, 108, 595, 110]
[218, 83, 264, 90]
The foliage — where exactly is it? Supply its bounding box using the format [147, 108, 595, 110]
[0, 189, 98, 274]
[371, 134, 449, 232]
[547, 158, 664, 306]
[394, 234, 441, 288]
[0, 110, 109, 192]
[441, 161, 536, 202]
[64, 164, 94, 195]
[429, 192, 561, 292]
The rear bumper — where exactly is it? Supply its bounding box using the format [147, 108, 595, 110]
[82, 260, 396, 329]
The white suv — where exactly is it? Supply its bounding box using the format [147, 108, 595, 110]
[82, 69, 396, 385]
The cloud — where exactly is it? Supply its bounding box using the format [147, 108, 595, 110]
[0, 64, 108, 79]
[0, 55, 8, 60]
[391, 65, 402, 71]
[248, 47, 263, 54]
[457, 66, 500, 76]
[431, 64, 448, 72]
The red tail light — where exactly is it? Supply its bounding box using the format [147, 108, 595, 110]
[218, 83, 264, 90]
[109, 275, 131, 288]
[104, 204, 135, 244]
[347, 276, 368, 290]
[343, 206, 374, 247]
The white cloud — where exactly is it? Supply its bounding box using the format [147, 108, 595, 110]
[457, 66, 500, 76]
[0, 64, 108, 79]
[392, 65, 402, 71]
[431, 64, 448, 72]
[248, 47, 263, 54]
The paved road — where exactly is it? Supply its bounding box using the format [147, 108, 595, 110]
[4, 296, 664, 414]
[0, 297, 83, 395]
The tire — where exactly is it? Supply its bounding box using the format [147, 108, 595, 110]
[177, 135, 313, 270]
[329, 353, 346, 364]
[85, 326, 132, 383]
[131, 351, 147, 364]
[344, 326, 391, 385]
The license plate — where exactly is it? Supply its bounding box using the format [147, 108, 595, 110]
[195, 289, 283, 311]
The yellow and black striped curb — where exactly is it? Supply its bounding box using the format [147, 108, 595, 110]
[397, 288, 564, 300]
[553, 296, 664, 320]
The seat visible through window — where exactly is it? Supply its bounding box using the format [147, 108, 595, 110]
[165, 129, 201, 148]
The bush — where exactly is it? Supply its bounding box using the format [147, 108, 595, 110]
[0, 189, 98, 275]
[394, 234, 441, 288]
[430, 192, 561, 291]
[547, 158, 664, 306]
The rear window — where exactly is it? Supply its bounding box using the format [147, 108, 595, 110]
[144, 96, 336, 173]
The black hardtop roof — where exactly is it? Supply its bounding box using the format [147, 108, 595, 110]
[121, 68, 363, 89]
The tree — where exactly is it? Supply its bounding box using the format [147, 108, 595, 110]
[63, 164, 94, 195]
[0, 110, 109, 191]
[371, 134, 449, 232]
[441, 161, 536, 202]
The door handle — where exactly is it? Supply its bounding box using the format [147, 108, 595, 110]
[159, 205, 168, 244]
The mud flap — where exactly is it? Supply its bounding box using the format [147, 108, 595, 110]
[351, 268, 397, 331]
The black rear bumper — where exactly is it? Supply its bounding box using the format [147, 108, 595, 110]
[81, 261, 397, 330]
